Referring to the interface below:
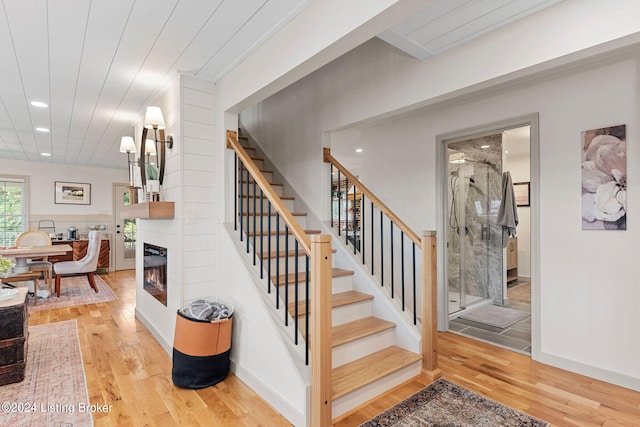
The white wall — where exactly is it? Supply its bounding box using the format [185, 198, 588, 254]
[0, 159, 126, 238]
[239, 15, 640, 392]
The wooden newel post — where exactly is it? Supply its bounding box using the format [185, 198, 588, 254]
[310, 234, 333, 426]
[421, 230, 442, 381]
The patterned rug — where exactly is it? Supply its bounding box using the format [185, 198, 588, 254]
[28, 274, 116, 312]
[0, 320, 93, 427]
[361, 378, 548, 426]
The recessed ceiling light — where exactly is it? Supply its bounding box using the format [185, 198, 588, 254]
[35, 127, 50, 133]
[40, 152, 51, 157]
[30, 101, 48, 108]
[355, 148, 363, 153]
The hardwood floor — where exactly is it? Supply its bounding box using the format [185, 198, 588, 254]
[29, 271, 640, 426]
[28, 270, 291, 427]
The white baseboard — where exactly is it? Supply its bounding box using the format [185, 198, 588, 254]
[135, 308, 172, 355]
[230, 360, 308, 427]
[537, 352, 640, 392]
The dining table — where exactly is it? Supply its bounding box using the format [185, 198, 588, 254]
[0, 244, 72, 273]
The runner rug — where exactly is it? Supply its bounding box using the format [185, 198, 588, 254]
[28, 274, 116, 312]
[360, 378, 548, 426]
[0, 320, 93, 427]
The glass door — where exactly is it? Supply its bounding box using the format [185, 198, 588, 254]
[114, 184, 136, 270]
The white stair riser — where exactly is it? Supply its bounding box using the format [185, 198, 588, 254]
[239, 196, 294, 212]
[237, 170, 273, 183]
[239, 214, 307, 232]
[332, 329, 396, 368]
[332, 300, 372, 327]
[332, 361, 422, 419]
[304, 297, 372, 336]
[265, 254, 311, 276]
[238, 183, 283, 196]
[274, 274, 353, 300]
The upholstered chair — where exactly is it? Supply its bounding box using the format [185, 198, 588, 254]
[15, 230, 53, 293]
[54, 230, 101, 297]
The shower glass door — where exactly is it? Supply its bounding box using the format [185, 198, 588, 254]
[447, 135, 503, 315]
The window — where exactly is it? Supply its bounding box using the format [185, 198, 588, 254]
[0, 176, 28, 247]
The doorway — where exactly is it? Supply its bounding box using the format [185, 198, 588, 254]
[442, 123, 533, 354]
[113, 183, 136, 270]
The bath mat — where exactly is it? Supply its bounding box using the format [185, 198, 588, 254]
[360, 378, 548, 426]
[458, 304, 528, 328]
[0, 320, 93, 426]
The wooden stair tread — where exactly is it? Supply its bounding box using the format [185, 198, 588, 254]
[275, 267, 353, 286]
[247, 229, 320, 237]
[331, 346, 421, 400]
[288, 290, 372, 316]
[332, 316, 396, 348]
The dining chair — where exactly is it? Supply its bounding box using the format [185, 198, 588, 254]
[15, 230, 53, 294]
[54, 230, 102, 297]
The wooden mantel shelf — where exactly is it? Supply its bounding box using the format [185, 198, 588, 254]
[121, 201, 175, 219]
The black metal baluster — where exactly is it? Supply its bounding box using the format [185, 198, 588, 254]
[234, 153, 238, 231]
[239, 165, 244, 242]
[252, 181, 257, 264]
[361, 194, 365, 265]
[276, 213, 280, 309]
[412, 243, 417, 325]
[390, 222, 394, 298]
[345, 177, 349, 246]
[305, 255, 310, 365]
[268, 202, 272, 293]
[352, 182, 357, 254]
[337, 170, 342, 237]
[284, 225, 289, 326]
[246, 172, 250, 254]
[260, 190, 264, 279]
[401, 231, 405, 311]
[294, 240, 299, 344]
[330, 164, 334, 228]
[380, 211, 384, 287]
[370, 202, 374, 275]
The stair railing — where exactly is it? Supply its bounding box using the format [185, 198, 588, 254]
[323, 147, 441, 380]
[227, 131, 332, 426]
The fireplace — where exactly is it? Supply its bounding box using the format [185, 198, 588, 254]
[143, 243, 167, 305]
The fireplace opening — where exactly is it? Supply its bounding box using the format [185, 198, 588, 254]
[144, 243, 167, 305]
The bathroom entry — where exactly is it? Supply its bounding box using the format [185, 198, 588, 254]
[444, 124, 533, 354]
[446, 134, 504, 314]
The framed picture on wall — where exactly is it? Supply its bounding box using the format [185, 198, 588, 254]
[55, 181, 91, 205]
[513, 182, 530, 207]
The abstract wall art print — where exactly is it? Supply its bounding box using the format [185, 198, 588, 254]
[581, 125, 626, 230]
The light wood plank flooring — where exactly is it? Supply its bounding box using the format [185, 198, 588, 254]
[29, 271, 640, 426]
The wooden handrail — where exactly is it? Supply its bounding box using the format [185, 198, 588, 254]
[227, 130, 311, 254]
[323, 148, 421, 246]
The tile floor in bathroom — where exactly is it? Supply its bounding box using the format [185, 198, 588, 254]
[449, 280, 531, 354]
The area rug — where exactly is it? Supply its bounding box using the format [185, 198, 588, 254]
[361, 378, 548, 426]
[27, 274, 116, 312]
[0, 320, 93, 427]
[507, 282, 531, 304]
[458, 304, 528, 328]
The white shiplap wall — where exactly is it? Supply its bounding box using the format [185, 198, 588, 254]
[180, 75, 216, 302]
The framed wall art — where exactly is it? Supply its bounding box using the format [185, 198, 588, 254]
[581, 125, 626, 230]
[513, 182, 530, 207]
[55, 181, 91, 205]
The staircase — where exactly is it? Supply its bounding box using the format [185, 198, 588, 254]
[232, 132, 422, 420]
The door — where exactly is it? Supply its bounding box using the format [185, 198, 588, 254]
[113, 183, 136, 270]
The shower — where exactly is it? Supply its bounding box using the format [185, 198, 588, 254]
[446, 137, 503, 315]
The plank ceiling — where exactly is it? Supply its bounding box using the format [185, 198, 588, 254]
[0, 0, 562, 170]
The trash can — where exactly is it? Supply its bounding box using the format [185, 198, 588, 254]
[172, 300, 233, 389]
